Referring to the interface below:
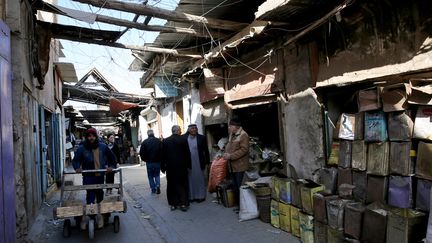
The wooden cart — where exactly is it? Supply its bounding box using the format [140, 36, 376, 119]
[53, 168, 127, 239]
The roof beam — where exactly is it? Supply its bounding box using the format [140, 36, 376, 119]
[71, 0, 247, 31]
[39, 21, 203, 58]
[35, 2, 222, 39]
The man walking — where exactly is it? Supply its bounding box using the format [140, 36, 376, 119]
[223, 118, 250, 212]
[161, 125, 191, 211]
[139, 130, 162, 194]
[185, 124, 210, 202]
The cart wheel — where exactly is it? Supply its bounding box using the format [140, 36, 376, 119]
[63, 219, 71, 238]
[88, 219, 95, 239]
[113, 216, 120, 233]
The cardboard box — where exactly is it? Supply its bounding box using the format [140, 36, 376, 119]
[290, 205, 301, 237]
[328, 141, 340, 166]
[366, 175, 388, 204]
[389, 142, 414, 176]
[316, 167, 338, 194]
[388, 176, 413, 208]
[270, 199, 280, 228]
[386, 208, 427, 243]
[299, 212, 314, 243]
[413, 106, 432, 141]
[388, 111, 413, 141]
[278, 202, 291, 233]
[344, 202, 365, 240]
[367, 142, 390, 176]
[351, 140, 366, 171]
[358, 87, 382, 112]
[278, 179, 291, 204]
[416, 178, 432, 212]
[364, 111, 388, 142]
[381, 83, 411, 112]
[416, 142, 432, 180]
[338, 140, 352, 168]
[300, 180, 325, 215]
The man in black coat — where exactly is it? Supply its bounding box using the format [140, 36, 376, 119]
[139, 130, 162, 194]
[161, 125, 191, 211]
[185, 124, 210, 202]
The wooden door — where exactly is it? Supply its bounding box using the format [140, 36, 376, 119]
[175, 101, 184, 133]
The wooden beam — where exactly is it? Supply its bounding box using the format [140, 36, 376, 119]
[54, 33, 202, 58]
[35, 3, 222, 39]
[71, 0, 247, 31]
[39, 20, 202, 57]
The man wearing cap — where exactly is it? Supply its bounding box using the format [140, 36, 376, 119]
[72, 128, 116, 205]
[223, 118, 250, 210]
[185, 124, 210, 203]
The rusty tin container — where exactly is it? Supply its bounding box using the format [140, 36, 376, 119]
[314, 221, 327, 243]
[388, 175, 413, 209]
[313, 191, 338, 224]
[352, 171, 367, 202]
[300, 180, 325, 215]
[338, 140, 352, 168]
[389, 142, 414, 176]
[327, 198, 351, 230]
[344, 202, 365, 240]
[317, 167, 338, 194]
[416, 178, 432, 212]
[416, 142, 432, 180]
[362, 202, 390, 243]
[366, 175, 388, 204]
[351, 140, 367, 171]
[386, 208, 427, 243]
[367, 142, 390, 176]
[338, 167, 352, 187]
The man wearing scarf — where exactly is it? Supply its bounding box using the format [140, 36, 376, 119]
[72, 128, 116, 205]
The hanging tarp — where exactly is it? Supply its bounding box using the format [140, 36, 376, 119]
[109, 98, 139, 116]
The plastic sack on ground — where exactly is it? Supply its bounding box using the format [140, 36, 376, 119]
[208, 157, 228, 193]
[239, 186, 259, 222]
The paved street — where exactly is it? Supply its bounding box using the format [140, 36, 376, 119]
[28, 164, 299, 243]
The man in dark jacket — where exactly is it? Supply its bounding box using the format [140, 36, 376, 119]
[72, 128, 116, 204]
[161, 125, 191, 211]
[185, 124, 210, 202]
[139, 130, 162, 194]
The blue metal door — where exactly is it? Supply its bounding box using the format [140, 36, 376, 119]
[0, 20, 16, 243]
[40, 107, 48, 194]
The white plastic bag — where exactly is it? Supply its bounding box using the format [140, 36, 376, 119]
[239, 186, 259, 222]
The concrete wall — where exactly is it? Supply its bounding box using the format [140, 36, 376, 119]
[6, 0, 61, 239]
[283, 88, 324, 179]
[314, 0, 432, 86]
[160, 102, 175, 138]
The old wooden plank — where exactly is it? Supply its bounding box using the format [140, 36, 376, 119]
[35, 3, 221, 38]
[72, 0, 247, 31]
[55, 206, 84, 219]
[64, 184, 120, 191]
[100, 201, 125, 214]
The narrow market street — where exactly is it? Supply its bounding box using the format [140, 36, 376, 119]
[3, 0, 432, 242]
[28, 164, 299, 243]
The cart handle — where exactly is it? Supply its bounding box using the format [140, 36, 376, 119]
[63, 168, 121, 174]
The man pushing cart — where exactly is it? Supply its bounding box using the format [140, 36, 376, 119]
[54, 128, 127, 239]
